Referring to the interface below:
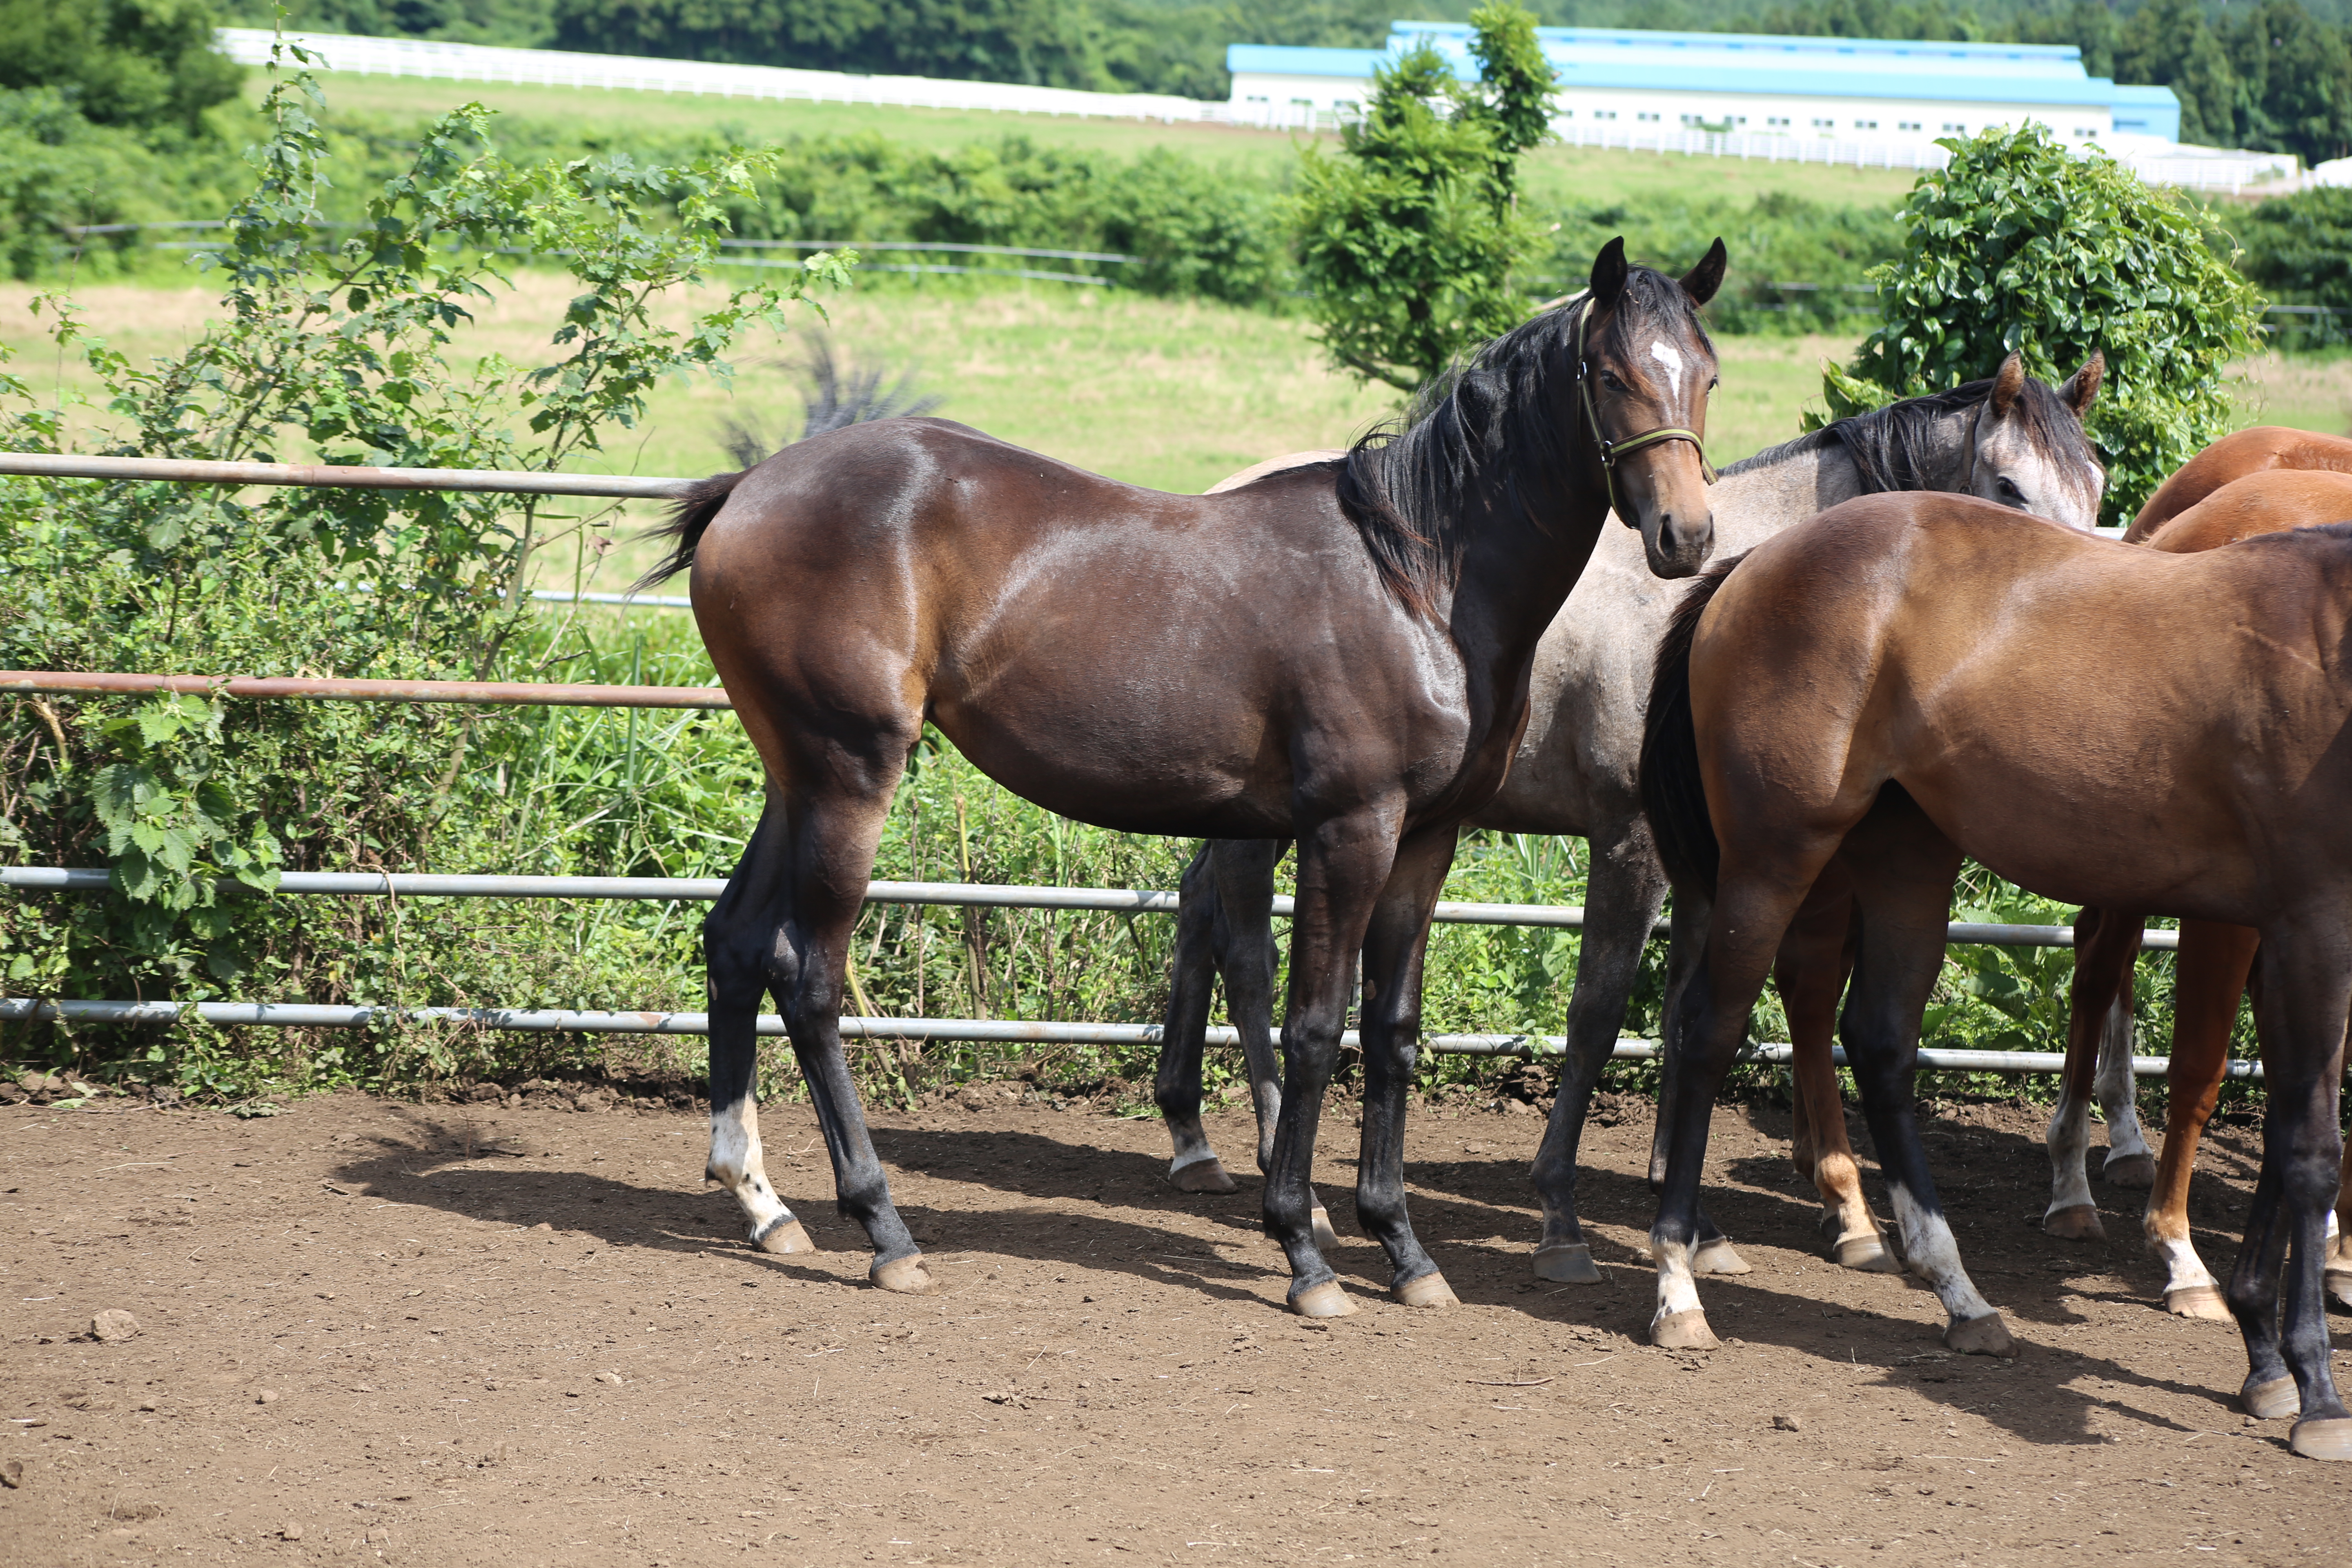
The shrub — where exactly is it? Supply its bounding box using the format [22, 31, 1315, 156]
[1826, 122, 2265, 525]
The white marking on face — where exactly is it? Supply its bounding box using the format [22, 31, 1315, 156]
[1648, 340, 1685, 402]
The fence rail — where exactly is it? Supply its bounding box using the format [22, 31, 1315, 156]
[2, 672, 729, 710]
[0, 997, 2254, 1079]
[0, 865, 2179, 950]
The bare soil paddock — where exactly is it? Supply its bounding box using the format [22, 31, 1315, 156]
[2, 1088, 2347, 1567]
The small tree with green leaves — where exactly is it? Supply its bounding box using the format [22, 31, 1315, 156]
[1823, 122, 2263, 525]
[1294, 4, 1554, 393]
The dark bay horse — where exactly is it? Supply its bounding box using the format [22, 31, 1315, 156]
[1152, 354, 2106, 1285]
[1641, 493, 2352, 1461]
[2045, 468, 2352, 1327]
[656, 238, 1727, 1316]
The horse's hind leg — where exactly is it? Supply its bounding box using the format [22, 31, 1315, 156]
[2145, 920, 2256, 1321]
[1836, 799, 2012, 1356]
[1531, 815, 1668, 1283]
[1208, 839, 1336, 1249]
[1156, 842, 1240, 1194]
[704, 797, 815, 1256]
[1774, 875, 1894, 1273]
[2227, 925, 2352, 1459]
[2045, 906, 2143, 1241]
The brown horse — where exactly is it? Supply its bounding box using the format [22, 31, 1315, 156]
[2130, 426, 2352, 534]
[2046, 468, 2352, 1326]
[652, 238, 1726, 1316]
[1640, 492, 2352, 1461]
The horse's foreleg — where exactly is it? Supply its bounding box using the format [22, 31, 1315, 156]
[2045, 907, 2142, 1241]
[1354, 826, 1459, 1307]
[1209, 839, 1334, 1247]
[1531, 816, 1668, 1283]
[703, 799, 817, 1257]
[1773, 875, 1891, 1272]
[1155, 842, 1237, 1193]
[1265, 808, 1399, 1318]
[2230, 926, 2352, 1459]
[1643, 889, 1754, 1276]
[1835, 805, 2011, 1356]
[2146, 920, 2256, 1321]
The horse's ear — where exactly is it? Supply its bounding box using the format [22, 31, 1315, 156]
[1679, 238, 1727, 307]
[2059, 350, 2105, 417]
[1588, 237, 1628, 312]
[1991, 352, 2025, 415]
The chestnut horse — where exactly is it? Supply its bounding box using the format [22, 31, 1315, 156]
[1154, 355, 2107, 1285]
[2045, 467, 2352, 1325]
[653, 238, 1726, 1316]
[2129, 426, 2352, 535]
[1640, 492, 2352, 1461]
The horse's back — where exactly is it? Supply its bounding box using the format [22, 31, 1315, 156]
[2128, 426, 2352, 539]
[2140, 469, 2352, 555]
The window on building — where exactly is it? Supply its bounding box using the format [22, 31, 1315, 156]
[1941, 121, 1965, 131]
[1735, 116, 1748, 125]
[1812, 117, 1834, 128]
[1637, 111, 1660, 122]
[1854, 119, 1878, 129]
[1898, 121, 1922, 131]
[1596, 109, 1617, 120]
[1766, 116, 1791, 127]
[2075, 127, 2096, 137]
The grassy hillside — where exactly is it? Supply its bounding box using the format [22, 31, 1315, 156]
[275, 70, 1925, 212]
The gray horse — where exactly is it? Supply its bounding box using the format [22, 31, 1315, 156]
[1154, 352, 2107, 1280]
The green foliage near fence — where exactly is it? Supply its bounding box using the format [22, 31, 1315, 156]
[1825, 123, 2265, 527]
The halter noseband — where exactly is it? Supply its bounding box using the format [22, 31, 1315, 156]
[1575, 298, 1717, 524]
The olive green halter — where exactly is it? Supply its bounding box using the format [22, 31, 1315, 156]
[1575, 298, 1717, 522]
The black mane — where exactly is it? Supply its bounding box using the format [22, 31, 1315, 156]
[1724, 374, 2096, 493]
[1335, 266, 1711, 619]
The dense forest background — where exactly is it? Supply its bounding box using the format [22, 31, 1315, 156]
[225, 0, 2352, 162]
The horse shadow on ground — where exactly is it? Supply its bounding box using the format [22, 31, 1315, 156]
[324, 1101, 2316, 1456]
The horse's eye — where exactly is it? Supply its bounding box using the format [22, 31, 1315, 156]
[1599, 370, 1629, 392]
[1996, 475, 2025, 503]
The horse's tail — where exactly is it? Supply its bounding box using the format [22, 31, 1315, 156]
[1639, 551, 1748, 899]
[631, 470, 750, 595]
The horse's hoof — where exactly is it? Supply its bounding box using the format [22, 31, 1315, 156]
[2243, 1376, 2299, 1421]
[1833, 1225, 1902, 1274]
[2164, 1285, 2232, 1322]
[1651, 1309, 1718, 1350]
[1694, 1237, 1752, 1276]
[2324, 1265, 2352, 1312]
[1944, 1313, 2017, 1358]
[1289, 1281, 1356, 1319]
[1532, 1243, 1601, 1284]
[2042, 1204, 2105, 1241]
[2103, 1152, 2157, 1191]
[1168, 1158, 1238, 1195]
[1311, 1203, 1339, 1254]
[2288, 1417, 2352, 1461]
[751, 1217, 815, 1256]
[1391, 1272, 1458, 1309]
[869, 1255, 938, 1296]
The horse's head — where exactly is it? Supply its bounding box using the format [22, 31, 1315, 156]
[1579, 236, 1724, 579]
[1967, 350, 2106, 530]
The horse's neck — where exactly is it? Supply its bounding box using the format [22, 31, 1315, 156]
[1715, 410, 1976, 544]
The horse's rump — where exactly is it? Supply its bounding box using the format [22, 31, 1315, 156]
[2128, 426, 2352, 539]
[2140, 469, 2352, 555]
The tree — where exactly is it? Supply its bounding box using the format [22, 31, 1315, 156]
[1825, 122, 2263, 525]
[1293, 4, 1555, 394]
[0, 0, 243, 135]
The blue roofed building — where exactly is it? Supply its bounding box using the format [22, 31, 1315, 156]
[1227, 23, 2188, 156]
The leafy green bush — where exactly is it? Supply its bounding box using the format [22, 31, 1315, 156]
[1294, 5, 1552, 392]
[1826, 122, 2265, 525]
[2237, 185, 2352, 345]
[0, 53, 849, 1093]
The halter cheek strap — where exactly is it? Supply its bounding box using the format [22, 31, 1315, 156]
[1575, 301, 1717, 524]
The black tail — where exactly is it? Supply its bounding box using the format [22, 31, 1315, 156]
[630, 469, 749, 595]
[1639, 550, 1748, 899]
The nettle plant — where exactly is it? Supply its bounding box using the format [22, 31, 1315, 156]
[0, 50, 849, 1079]
[1821, 122, 2263, 526]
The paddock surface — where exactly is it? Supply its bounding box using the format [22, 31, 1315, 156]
[2, 1087, 2345, 1566]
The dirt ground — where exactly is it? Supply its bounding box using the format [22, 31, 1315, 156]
[2, 1086, 2348, 1567]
